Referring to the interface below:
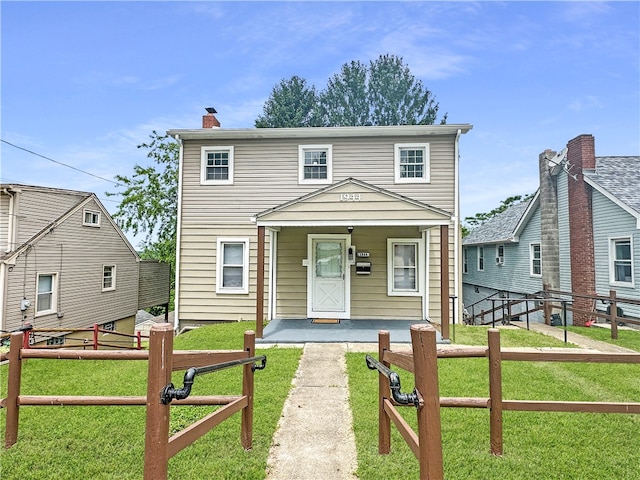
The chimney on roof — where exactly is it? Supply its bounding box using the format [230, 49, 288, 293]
[203, 107, 220, 128]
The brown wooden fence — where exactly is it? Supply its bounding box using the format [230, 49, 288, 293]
[369, 324, 640, 480]
[1, 324, 265, 480]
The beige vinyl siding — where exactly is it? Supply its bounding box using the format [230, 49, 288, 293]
[3, 199, 139, 332]
[0, 193, 10, 251]
[138, 260, 171, 309]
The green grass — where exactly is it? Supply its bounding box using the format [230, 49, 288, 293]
[565, 325, 640, 352]
[347, 325, 640, 480]
[0, 322, 301, 480]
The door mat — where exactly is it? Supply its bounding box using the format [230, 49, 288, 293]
[311, 318, 340, 324]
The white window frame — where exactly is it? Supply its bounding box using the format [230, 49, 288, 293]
[216, 238, 250, 294]
[463, 247, 468, 274]
[82, 209, 101, 227]
[35, 272, 57, 317]
[47, 336, 65, 346]
[387, 238, 424, 296]
[102, 321, 115, 331]
[530, 243, 542, 277]
[394, 143, 430, 184]
[102, 265, 116, 291]
[496, 244, 505, 265]
[477, 246, 484, 271]
[609, 237, 634, 287]
[201, 146, 234, 185]
[298, 145, 332, 185]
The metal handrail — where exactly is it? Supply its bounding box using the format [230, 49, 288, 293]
[161, 355, 267, 404]
[365, 354, 420, 407]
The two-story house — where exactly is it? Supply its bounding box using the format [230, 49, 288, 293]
[169, 110, 472, 337]
[0, 184, 170, 346]
[463, 134, 640, 325]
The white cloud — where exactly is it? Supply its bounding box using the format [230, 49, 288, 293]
[568, 95, 604, 112]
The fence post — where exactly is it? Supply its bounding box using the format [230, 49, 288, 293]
[241, 330, 256, 449]
[411, 324, 443, 480]
[378, 330, 391, 455]
[143, 323, 174, 480]
[487, 329, 503, 456]
[609, 290, 618, 340]
[543, 284, 551, 325]
[4, 332, 24, 449]
[137, 331, 142, 350]
[93, 323, 99, 350]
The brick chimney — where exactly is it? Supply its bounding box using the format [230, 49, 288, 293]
[202, 107, 220, 128]
[566, 134, 596, 326]
[539, 149, 560, 290]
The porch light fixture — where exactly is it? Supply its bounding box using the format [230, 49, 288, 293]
[347, 226, 354, 234]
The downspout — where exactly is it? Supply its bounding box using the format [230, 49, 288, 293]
[453, 129, 462, 319]
[1, 188, 16, 330]
[173, 135, 184, 331]
[3, 188, 16, 252]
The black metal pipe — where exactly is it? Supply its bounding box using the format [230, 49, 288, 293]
[161, 355, 266, 404]
[365, 355, 420, 407]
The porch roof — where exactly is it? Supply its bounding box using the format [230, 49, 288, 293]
[252, 178, 452, 228]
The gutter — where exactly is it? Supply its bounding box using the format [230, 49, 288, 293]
[173, 135, 184, 331]
[453, 129, 462, 315]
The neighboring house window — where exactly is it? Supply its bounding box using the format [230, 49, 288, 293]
[83, 209, 101, 227]
[102, 321, 115, 331]
[102, 265, 116, 291]
[47, 336, 64, 346]
[610, 238, 633, 285]
[36, 273, 57, 316]
[530, 243, 542, 276]
[463, 247, 468, 274]
[201, 146, 234, 185]
[216, 238, 250, 294]
[496, 244, 505, 265]
[299, 145, 332, 184]
[477, 246, 484, 271]
[387, 239, 422, 296]
[394, 143, 430, 183]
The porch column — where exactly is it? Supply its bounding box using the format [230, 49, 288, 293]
[440, 224, 450, 340]
[256, 226, 265, 338]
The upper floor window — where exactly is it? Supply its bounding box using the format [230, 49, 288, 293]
[387, 239, 422, 296]
[201, 146, 234, 185]
[216, 238, 250, 294]
[83, 209, 101, 227]
[47, 336, 65, 346]
[496, 244, 505, 265]
[477, 246, 484, 271]
[102, 265, 116, 291]
[394, 143, 430, 183]
[299, 145, 332, 184]
[36, 273, 57, 316]
[463, 247, 468, 274]
[610, 237, 633, 286]
[530, 243, 541, 277]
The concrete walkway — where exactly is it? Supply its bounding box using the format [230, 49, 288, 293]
[522, 322, 637, 353]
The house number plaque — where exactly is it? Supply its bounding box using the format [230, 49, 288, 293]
[340, 193, 362, 202]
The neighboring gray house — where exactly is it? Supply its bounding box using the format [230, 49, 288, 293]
[463, 134, 640, 325]
[0, 184, 170, 346]
[169, 110, 472, 336]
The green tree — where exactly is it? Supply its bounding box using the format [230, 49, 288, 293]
[463, 194, 534, 236]
[107, 131, 179, 308]
[257, 54, 447, 128]
[255, 76, 320, 127]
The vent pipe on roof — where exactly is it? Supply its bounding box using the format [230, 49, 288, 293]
[203, 107, 220, 128]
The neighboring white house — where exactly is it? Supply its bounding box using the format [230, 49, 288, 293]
[0, 184, 171, 346]
[169, 110, 472, 338]
[463, 134, 640, 325]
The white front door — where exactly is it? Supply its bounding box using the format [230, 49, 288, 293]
[308, 235, 350, 318]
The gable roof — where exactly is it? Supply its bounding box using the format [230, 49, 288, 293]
[254, 177, 452, 227]
[583, 156, 640, 223]
[463, 197, 535, 245]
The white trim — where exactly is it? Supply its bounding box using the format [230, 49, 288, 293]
[477, 245, 484, 271]
[257, 219, 450, 228]
[530, 242, 542, 277]
[201, 146, 234, 185]
[496, 244, 505, 265]
[394, 143, 430, 184]
[0, 263, 7, 330]
[35, 272, 58, 317]
[423, 229, 430, 320]
[268, 229, 278, 320]
[174, 137, 184, 330]
[82, 208, 101, 227]
[387, 238, 424, 296]
[609, 236, 634, 287]
[216, 237, 250, 294]
[584, 175, 640, 229]
[102, 265, 116, 291]
[298, 144, 333, 185]
[453, 129, 461, 318]
[306, 234, 351, 318]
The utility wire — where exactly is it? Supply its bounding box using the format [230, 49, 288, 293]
[1, 139, 121, 186]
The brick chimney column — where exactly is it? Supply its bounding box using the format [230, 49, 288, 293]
[539, 149, 560, 290]
[566, 134, 596, 326]
[202, 108, 220, 128]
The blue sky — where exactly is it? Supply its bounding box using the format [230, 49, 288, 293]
[2, 1, 639, 246]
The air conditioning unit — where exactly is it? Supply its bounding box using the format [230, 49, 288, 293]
[495, 257, 504, 265]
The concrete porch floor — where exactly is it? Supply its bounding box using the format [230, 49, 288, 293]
[256, 318, 447, 344]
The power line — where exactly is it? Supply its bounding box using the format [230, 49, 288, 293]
[1, 139, 121, 186]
